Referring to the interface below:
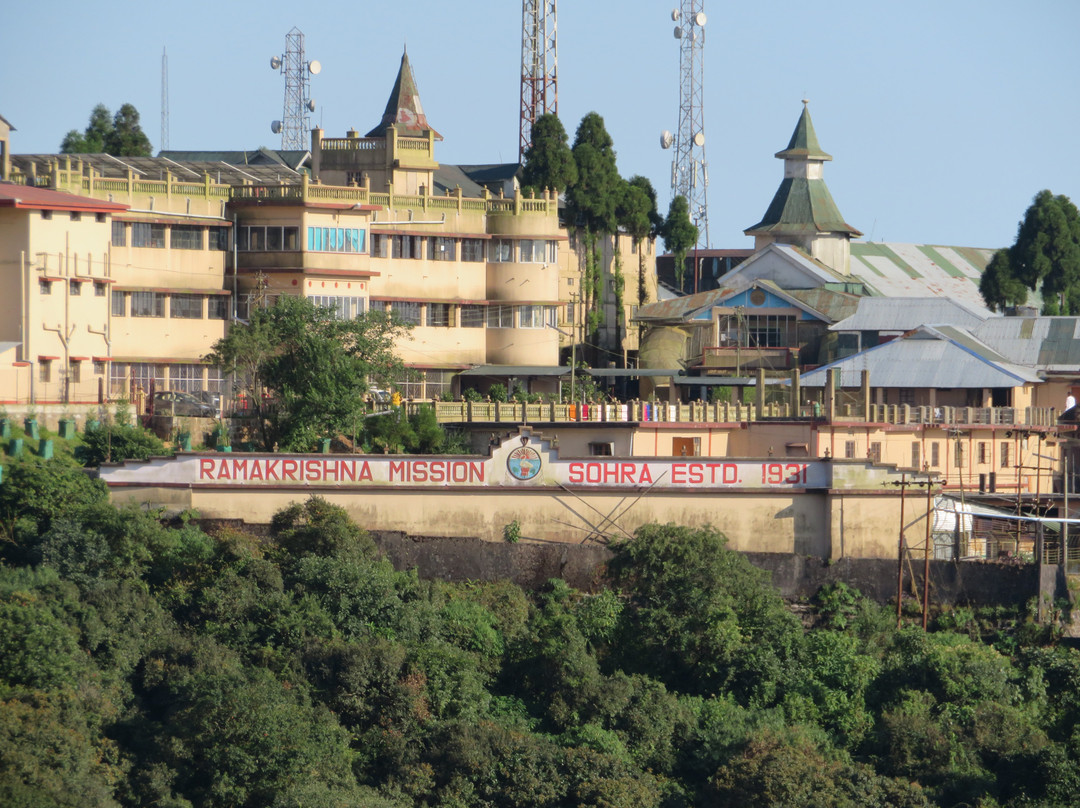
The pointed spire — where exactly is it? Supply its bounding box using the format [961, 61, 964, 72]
[365, 48, 442, 140]
[775, 100, 831, 162]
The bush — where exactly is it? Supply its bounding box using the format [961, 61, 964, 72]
[78, 422, 166, 467]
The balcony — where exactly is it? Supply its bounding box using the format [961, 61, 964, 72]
[702, 345, 793, 372]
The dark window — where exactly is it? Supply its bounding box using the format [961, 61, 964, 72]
[486, 305, 513, 328]
[131, 291, 165, 317]
[112, 220, 126, 245]
[39, 280, 52, 295]
[208, 227, 230, 251]
[111, 290, 126, 317]
[39, 360, 51, 383]
[132, 222, 166, 248]
[911, 441, 920, 469]
[70, 212, 81, 222]
[1001, 443, 1010, 468]
[69, 280, 81, 296]
[844, 440, 856, 459]
[461, 239, 484, 262]
[389, 301, 421, 325]
[170, 225, 204, 250]
[68, 360, 81, 384]
[170, 293, 203, 319]
[460, 305, 484, 328]
[208, 296, 228, 320]
[978, 441, 988, 464]
[94, 282, 107, 297]
[427, 303, 451, 327]
[430, 237, 457, 261]
[931, 442, 940, 467]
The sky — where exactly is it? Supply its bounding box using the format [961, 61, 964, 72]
[2, 0, 1078, 250]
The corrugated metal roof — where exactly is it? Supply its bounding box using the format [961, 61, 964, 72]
[830, 297, 989, 332]
[11, 153, 305, 187]
[784, 287, 861, 323]
[973, 317, 1080, 371]
[849, 242, 995, 314]
[744, 177, 861, 236]
[800, 326, 1042, 388]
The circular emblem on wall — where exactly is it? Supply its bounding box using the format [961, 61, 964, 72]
[507, 445, 542, 481]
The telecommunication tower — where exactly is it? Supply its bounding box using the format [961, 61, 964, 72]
[519, 0, 558, 161]
[269, 27, 321, 151]
[660, 2, 710, 246]
[160, 47, 169, 152]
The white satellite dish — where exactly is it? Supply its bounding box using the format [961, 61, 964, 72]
[308, 60, 322, 75]
[693, 131, 706, 147]
[670, 8, 680, 20]
[271, 120, 282, 134]
[660, 130, 674, 149]
[306, 99, 316, 112]
[695, 11, 707, 26]
[673, 25, 683, 38]
[270, 56, 281, 70]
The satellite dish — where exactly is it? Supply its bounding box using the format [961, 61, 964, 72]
[673, 25, 683, 38]
[670, 8, 680, 20]
[308, 60, 322, 75]
[270, 56, 281, 70]
[693, 131, 706, 147]
[271, 120, 282, 134]
[660, 130, 674, 149]
[695, 11, 707, 26]
[306, 99, 316, 112]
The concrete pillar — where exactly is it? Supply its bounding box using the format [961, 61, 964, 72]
[861, 369, 871, 420]
[790, 368, 801, 416]
[756, 368, 766, 417]
[825, 369, 837, 422]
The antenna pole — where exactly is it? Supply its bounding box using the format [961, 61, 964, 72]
[272, 27, 318, 150]
[160, 47, 169, 152]
[519, 0, 558, 162]
[668, 1, 710, 247]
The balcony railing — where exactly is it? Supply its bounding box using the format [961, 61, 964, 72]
[702, 346, 793, 371]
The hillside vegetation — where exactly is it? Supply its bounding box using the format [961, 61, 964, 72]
[2, 458, 1080, 807]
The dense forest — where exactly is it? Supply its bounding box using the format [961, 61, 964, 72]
[3, 454, 1080, 807]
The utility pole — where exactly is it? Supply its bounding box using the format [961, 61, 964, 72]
[884, 471, 936, 628]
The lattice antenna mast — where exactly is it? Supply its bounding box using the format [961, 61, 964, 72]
[661, 2, 710, 247]
[519, 0, 558, 162]
[269, 27, 321, 151]
[160, 47, 169, 152]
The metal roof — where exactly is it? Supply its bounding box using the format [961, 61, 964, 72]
[0, 181, 127, 212]
[830, 296, 990, 332]
[849, 242, 996, 314]
[973, 317, 1080, 371]
[799, 325, 1043, 388]
[11, 153, 305, 187]
[457, 365, 571, 377]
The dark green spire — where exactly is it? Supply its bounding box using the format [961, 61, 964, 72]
[775, 100, 831, 161]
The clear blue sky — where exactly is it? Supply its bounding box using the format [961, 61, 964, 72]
[3, 0, 1077, 250]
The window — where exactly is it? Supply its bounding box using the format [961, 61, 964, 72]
[430, 237, 457, 261]
[1001, 443, 1010, 468]
[844, 440, 856, 459]
[307, 226, 365, 253]
[170, 293, 203, 319]
[425, 370, 453, 399]
[39, 280, 52, 295]
[170, 225, 204, 250]
[70, 212, 81, 222]
[96, 213, 106, 223]
[978, 441, 988, 464]
[461, 239, 484, 262]
[427, 303, 451, 327]
[519, 305, 545, 328]
[589, 442, 615, 456]
[41, 210, 52, 220]
[488, 239, 514, 262]
[132, 222, 166, 248]
[519, 239, 544, 263]
[390, 234, 420, 259]
[112, 220, 126, 246]
[208, 296, 229, 320]
[486, 304, 514, 328]
[206, 366, 224, 393]
[69, 280, 81, 296]
[309, 296, 366, 320]
[170, 364, 204, 393]
[208, 227, 229, 251]
[931, 442, 940, 468]
[94, 282, 107, 297]
[93, 360, 106, 375]
[39, 360, 52, 383]
[240, 226, 300, 251]
[898, 388, 916, 406]
[460, 304, 485, 328]
[110, 363, 126, 396]
[393, 370, 423, 400]
[371, 233, 390, 258]
[131, 291, 165, 317]
[911, 441, 921, 469]
[566, 301, 575, 324]
[68, 361, 81, 384]
[111, 290, 126, 317]
[130, 363, 166, 394]
[389, 301, 422, 325]
[746, 315, 795, 348]
[869, 442, 882, 463]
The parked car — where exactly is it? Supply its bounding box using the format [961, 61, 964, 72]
[152, 390, 218, 418]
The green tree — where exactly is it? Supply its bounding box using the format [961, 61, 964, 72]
[78, 420, 167, 467]
[60, 103, 152, 156]
[565, 112, 622, 343]
[979, 190, 1080, 314]
[521, 113, 577, 195]
[978, 248, 1028, 311]
[619, 176, 661, 307]
[661, 195, 699, 294]
[206, 295, 410, 451]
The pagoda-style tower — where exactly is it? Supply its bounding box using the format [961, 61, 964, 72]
[744, 102, 861, 275]
[365, 48, 442, 141]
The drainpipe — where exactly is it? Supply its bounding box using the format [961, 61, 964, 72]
[232, 214, 239, 319]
